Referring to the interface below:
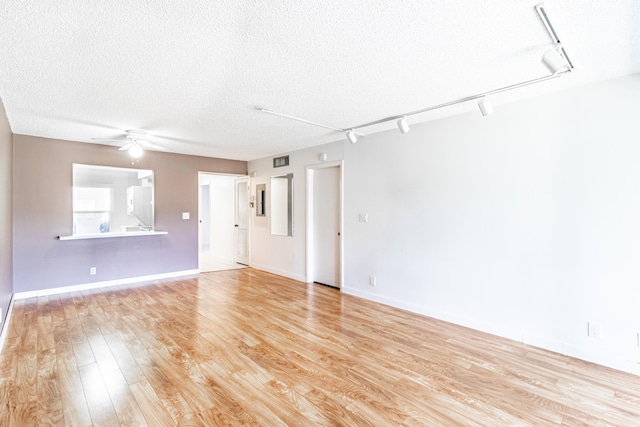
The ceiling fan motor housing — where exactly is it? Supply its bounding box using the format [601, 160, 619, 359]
[125, 129, 147, 141]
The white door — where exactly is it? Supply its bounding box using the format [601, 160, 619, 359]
[311, 165, 341, 287]
[235, 178, 250, 265]
[199, 184, 211, 251]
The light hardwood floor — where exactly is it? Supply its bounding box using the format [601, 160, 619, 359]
[1, 269, 639, 426]
[198, 250, 247, 273]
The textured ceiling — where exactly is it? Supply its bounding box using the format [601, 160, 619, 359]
[0, 1, 639, 161]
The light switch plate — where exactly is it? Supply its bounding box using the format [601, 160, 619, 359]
[182, 212, 190, 220]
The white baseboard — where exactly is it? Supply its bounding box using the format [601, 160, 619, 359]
[13, 269, 200, 299]
[0, 295, 15, 355]
[343, 285, 525, 340]
[249, 262, 306, 283]
[341, 286, 640, 376]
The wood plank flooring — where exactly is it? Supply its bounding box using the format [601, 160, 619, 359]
[1, 268, 640, 426]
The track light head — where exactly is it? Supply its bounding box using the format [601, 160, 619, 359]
[478, 96, 494, 117]
[346, 130, 358, 144]
[542, 47, 570, 74]
[129, 144, 144, 159]
[397, 117, 410, 134]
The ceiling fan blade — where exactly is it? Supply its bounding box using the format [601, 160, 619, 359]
[93, 130, 168, 153]
[91, 137, 127, 144]
[140, 141, 166, 151]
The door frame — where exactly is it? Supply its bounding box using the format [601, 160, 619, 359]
[305, 160, 343, 287]
[197, 172, 249, 270]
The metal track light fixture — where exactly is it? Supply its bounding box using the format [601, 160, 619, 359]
[256, 3, 573, 144]
[397, 116, 410, 134]
[478, 96, 494, 117]
[346, 130, 358, 144]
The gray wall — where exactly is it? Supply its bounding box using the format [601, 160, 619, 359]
[0, 98, 12, 327]
[13, 134, 246, 292]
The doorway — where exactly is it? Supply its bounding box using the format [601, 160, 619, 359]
[306, 161, 343, 288]
[198, 173, 248, 272]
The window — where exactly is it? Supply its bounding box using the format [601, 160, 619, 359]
[73, 186, 113, 234]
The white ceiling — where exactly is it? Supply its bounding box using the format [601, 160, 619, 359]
[0, 1, 639, 161]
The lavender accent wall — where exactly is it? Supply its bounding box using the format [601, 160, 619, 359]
[0, 99, 12, 326]
[13, 135, 246, 293]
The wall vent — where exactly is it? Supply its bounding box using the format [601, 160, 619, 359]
[273, 155, 290, 168]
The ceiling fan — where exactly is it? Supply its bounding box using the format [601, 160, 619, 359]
[92, 129, 165, 158]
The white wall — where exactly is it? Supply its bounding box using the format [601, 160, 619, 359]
[249, 73, 640, 375]
[249, 144, 344, 281]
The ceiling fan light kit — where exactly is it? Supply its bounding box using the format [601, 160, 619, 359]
[118, 130, 148, 160]
[128, 143, 144, 159]
[257, 3, 573, 144]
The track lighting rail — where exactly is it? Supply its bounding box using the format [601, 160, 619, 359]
[256, 3, 573, 143]
[536, 3, 574, 69]
[346, 71, 567, 131]
[255, 107, 344, 132]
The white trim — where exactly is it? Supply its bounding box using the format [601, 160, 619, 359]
[342, 286, 640, 376]
[306, 168, 313, 283]
[13, 269, 199, 299]
[59, 230, 168, 240]
[250, 262, 306, 283]
[342, 285, 524, 340]
[0, 295, 15, 355]
[305, 160, 344, 288]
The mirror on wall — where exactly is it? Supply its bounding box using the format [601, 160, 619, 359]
[270, 173, 293, 236]
[72, 164, 154, 235]
[256, 184, 266, 217]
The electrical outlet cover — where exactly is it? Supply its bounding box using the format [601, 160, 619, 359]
[588, 322, 602, 339]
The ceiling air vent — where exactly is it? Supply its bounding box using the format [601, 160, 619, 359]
[273, 155, 289, 168]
